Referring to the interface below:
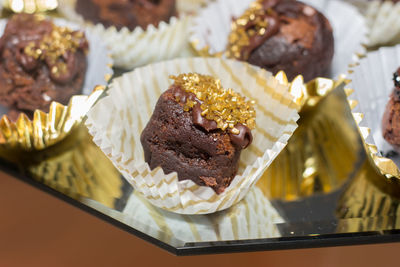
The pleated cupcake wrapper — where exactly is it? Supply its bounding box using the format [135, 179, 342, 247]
[345, 0, 400, 48]
[112, 186, 283, 244]
[189, 0, 368, 80]
[86, 57, 299, 214]
[0, 18, 113, 151]
[258, 75, 364, 201]
[347, 45, 400, 182]
[24, 125, 124, 209]
[58, 0, 193, 70]
[337, 161, 400, 233]
[177, 0, 210, 14]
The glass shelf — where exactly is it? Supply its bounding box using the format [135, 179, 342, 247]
[2, 86, 400, 256]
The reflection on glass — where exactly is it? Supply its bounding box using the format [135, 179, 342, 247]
[1, 84, 399, 254]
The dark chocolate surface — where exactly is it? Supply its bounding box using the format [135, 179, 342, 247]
[0, 14, 88, 120]
[245, 0, 334, 81]
[75, 0, 177, 31]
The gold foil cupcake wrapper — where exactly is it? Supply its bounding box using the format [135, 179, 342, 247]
[258, 74, 364, 200]
[58, 0, 194, 70]
[347, 45, 400, 185]
[189, 0, 368, 80]
[0, 18, 113, 151]
[21, 125, 125, 208]
[86, 57, 299, 214]
[337, 161, 400, 233]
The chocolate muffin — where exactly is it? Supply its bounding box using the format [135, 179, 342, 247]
[226, 0, 334, 81]
[382, 68, 400, 149]
[140, 73, 255, 194]
[0, 14, 89, 120]
[75, 0, 177, 31]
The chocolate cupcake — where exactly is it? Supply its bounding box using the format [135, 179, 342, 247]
[382, 68, 400, 150]
[140, 73, 255, 194]
[75, 0, 177, 30]
[226, 0, 334, 81]
[0, 14, 89, 121]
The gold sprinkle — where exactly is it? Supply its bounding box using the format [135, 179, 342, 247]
[231, 128, 240, 135]
[226, 0, 270, 60]
[170, 73, 256, 132]
[23, 22, 87, 77]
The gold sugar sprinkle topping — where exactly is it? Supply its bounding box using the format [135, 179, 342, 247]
[170, 73, 256, 132]
[226, 0, 269, 60]
[24, 23, 86, 76]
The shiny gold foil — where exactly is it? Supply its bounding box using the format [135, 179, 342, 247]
[0, 85, 105, 151]
[257, 74, 364, 201]
[337, 160, 400, 232]
[346, 85, 400, 187]
[2, 125, 125, 208]
[4, 0, 58, 13]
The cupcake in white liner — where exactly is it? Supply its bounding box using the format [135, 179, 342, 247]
[348, 45, 400, 180]
[190, 0, 368, 81]
[86, 57, 299, 214]
[0, 15, 113, 151]
[58, 0, 193, 69]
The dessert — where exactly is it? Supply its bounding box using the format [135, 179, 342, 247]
[75, 0, 177, 31]
[226, 0, 334, 81]
[140, 73, 255, 194]
[0, 14, 89, 120]
[382, 68, 400, 149]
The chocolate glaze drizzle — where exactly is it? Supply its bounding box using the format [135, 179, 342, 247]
[240, 15, 280, 60]
[170, 85, 253, 148]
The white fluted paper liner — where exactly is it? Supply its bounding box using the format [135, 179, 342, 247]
[86, 57, 299, 214]
[177, 0, 210, 14]
[122, 186, 282, 243]
[82, 186, 282, 246]
[190, 0, 368, 80]
[364, 1, 400, 47]
[348, 45, 400, 173]
[58, 0, 193, 69]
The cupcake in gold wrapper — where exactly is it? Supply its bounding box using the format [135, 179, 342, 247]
[0, 14, 113, 151]
[86, 57, 299, 214]
[58, 0, 193, 69]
